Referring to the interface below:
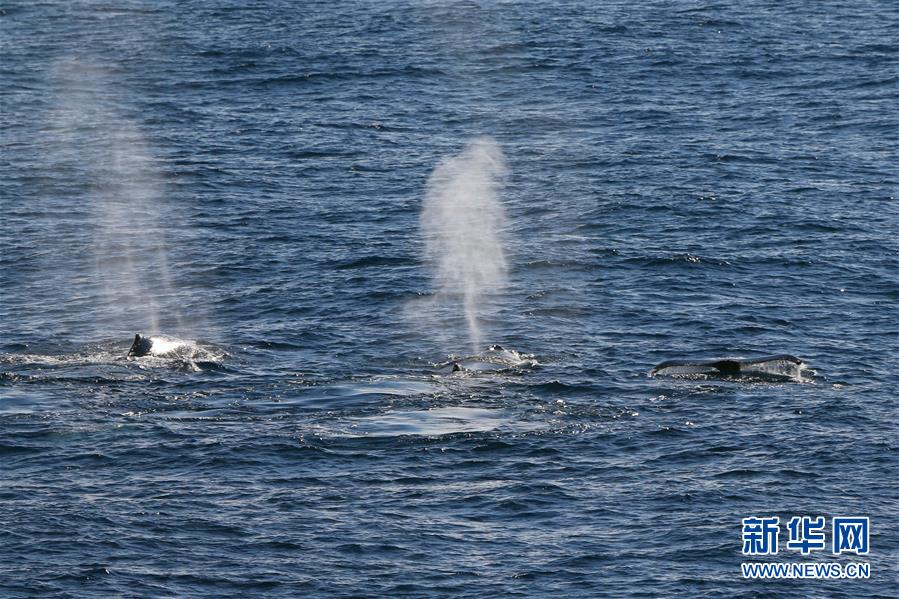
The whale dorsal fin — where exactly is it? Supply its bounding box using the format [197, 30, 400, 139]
[128, 333, 153, 357]
[710, 360, 741, 374]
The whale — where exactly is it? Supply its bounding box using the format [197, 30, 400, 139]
[127, 333, 188, 358]
[451, 360, 508, 373]
[650, 354, 805, 380]
[128, 333, 153, 357]
[124, 333, 226, 371]
[445, 345, 538, 373]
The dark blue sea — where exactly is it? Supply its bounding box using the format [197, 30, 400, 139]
[1, 1, 897, 597]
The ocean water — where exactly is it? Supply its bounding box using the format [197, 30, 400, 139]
[1, 1, 897, 596]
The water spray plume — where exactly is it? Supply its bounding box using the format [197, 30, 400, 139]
[46, 57, 179, 335]
[420, 137, 508, 354]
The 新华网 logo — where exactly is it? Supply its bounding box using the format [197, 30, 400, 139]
[740, 515, 870, 580]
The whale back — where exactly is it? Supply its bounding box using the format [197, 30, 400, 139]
[651, 354, 805, 380]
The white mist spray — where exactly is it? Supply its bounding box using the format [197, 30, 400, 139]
[420, 137, 508, 354]
[45, 57, 178, 335]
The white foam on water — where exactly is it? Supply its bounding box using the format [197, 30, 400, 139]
[342, 407, 507, 437]
[144, 336, 187, 356]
